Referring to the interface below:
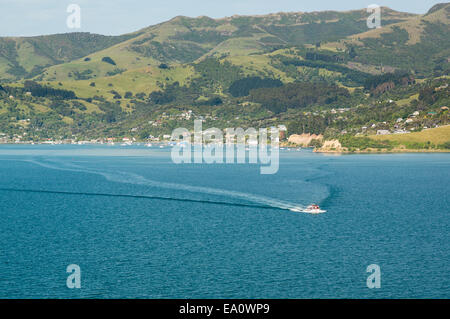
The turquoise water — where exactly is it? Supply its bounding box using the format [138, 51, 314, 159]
[0, 145, 448, 298]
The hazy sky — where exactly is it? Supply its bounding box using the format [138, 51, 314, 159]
[0, 0, 445, 36]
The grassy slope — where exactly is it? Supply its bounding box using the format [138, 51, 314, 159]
[0, 33, 141, 80]
[346, 4, 447, 44]
[35, 7, 416, 83]
[337, 4, 450, 73]
[371, 125, 450, 145]
[45, 64, 197, 100]
[1, 5, 448, 142]
[39, 43, 160, 82]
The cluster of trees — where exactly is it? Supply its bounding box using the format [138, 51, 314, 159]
[106, 68, 126, 76]
[101, 57, 116, 65]
[148, 81, 198, 105]
[363, 72, 415, 91]
[228, 76, 282, 97]
[47, 100, 75, 117]
[72, 101, 87, 111]
[23, 81, 76, 99]
[419, 81, 449, 106]
[73, 69, 93, 80]
[249, 82, 350, 113]
[109, 90, 122, 99]
[195, 96, 223, 106]
[193, 57, 242, 87]
[338, 135, 393, 150]
[280, 57, 369, 86]
[149, 90, 175, 105]
[287, 115, 331, 135]
[305, 51, 345, 63]
[124, 91, 133, 99]
[97, 101, 124, 123]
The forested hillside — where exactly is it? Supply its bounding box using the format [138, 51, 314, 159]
[0, 3, 449, 146]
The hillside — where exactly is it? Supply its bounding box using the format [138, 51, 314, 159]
[317, 125, 450, 153]
[0, 4, 449, 145]
[36, 7, 416, 82]
[0, 32, 141, 81]
[332, 3, 450, 74]
[371, 125, 450, 145]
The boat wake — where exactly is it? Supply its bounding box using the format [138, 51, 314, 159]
[23, 158, 322, 214]
[0, 187, 282, 210]
[289, 207, 327, 214]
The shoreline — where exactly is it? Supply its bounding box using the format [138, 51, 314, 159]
[1, 142, 449, 154]
[315, 148, 450, 154]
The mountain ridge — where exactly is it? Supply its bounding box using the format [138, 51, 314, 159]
[0, 3, 448, 145]
[0, 6, 422, 81]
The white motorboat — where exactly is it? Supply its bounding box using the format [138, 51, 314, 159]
[303, 204, 326, 214]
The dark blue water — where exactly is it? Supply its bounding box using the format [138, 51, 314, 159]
[0, 145, 448, 298]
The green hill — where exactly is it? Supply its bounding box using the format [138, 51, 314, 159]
[334, 3, 450, 74]
[0, 4, 449, 144]
[0, 32, 141, 81]
[35, 8, 416, 82]
[371, 125, 450, 145]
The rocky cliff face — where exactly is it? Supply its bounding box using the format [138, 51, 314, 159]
[288, 133, 323, 146]
[315, 140, 343, 152]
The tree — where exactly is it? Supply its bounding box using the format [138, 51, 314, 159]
[124, 91, 133, 99]
[101, 57, 116, 65]
[229, 77, 282, 97]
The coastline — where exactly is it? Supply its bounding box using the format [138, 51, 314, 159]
[314, 148, 450, 154]
[1, 142, 449, 154]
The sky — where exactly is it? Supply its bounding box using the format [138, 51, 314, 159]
[0, 0, 445, 36]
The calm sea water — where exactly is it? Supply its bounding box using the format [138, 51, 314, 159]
[0, 144, 448, 298]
